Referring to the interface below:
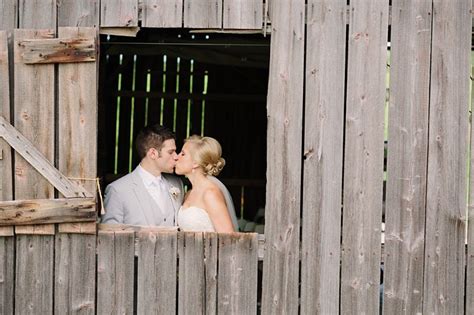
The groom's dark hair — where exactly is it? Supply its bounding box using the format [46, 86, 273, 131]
[135, 124, 175, 159]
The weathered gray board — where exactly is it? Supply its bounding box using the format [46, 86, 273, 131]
[184, 0, 222, 28]
[383, 1, 432, 313]
[261, 0, 305, 314]
[341, 0, 389, 314]
[223, 0, 262, 29]
[423, 0, 471, 314]
[0, 31, 12, 202]
[58, 0, 99, 27]
[468, 63, 474, 314]
[301, 0, 346, 314]
[0, 235, 14, 314]
[100, 0, 138, 27]
[142, 0, 183, 28]
[0, 0, 17, 30]
[19, 0, 56, 29]
[97, 231, 135, 314]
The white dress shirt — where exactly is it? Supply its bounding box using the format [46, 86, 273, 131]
[136, 165, 173, 218]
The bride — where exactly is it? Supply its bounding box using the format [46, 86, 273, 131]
[175, 135, 238, 233]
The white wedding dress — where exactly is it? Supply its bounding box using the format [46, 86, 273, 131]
[177, 206, 215, 232]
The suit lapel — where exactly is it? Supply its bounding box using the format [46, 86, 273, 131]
[130, 169, 160, 225]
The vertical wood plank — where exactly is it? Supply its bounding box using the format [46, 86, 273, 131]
[54, 233, 96, 314]
[15, 235, 54, 313]
[261, 0, 305, 313]
[0, 31, 13, 203]
[0, 236, 14, 314]
[183, 0, 222, 29]
[223, 0, 262, 29]
[301, 1, 346, 314]
[100, 0, 138, 27]
[0, 0, 17, 30]
[58, 0, 99, 27]
[57, 27, 97, 233]
[383, 1, 432, 314]
[423, 0, 471, 314]
[467, 58, 474, 315]
[341, 0, 389, 314]
[178, 232, 205, 314]
[137, 231, 177, 314]
[14, 29, 55, 235]
[97, 231, 135, 315]
[19, 0, 56, 29]
[217, 233, 258, 314]
[204, 232, 218, 315]
[142, 0, 183, 28]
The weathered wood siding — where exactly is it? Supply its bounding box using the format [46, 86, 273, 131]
[261, 0, 305, 314]
[383, 1, 431, 313]
[301, 1, 346, 314]
[423, 1, 471, 314]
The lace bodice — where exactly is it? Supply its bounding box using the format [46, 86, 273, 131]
[177, 206, 215, 232]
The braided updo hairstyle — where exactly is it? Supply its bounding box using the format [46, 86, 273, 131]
[185, 135, 225, 176]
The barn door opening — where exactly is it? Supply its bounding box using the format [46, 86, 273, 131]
[98, 29, 269, 232]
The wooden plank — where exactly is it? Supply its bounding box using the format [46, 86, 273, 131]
[0, 0, 17, 30]
[137, 231, 177, 314]
[217, 233, 258, 314]
[19, 0, 56, 29]
[0, 198, 96, 226]
[100, 0, 138, 27]
[0, 116, 93, 198]
[0, 31, 13, 204]
[0, 236, 14, 314]
[300, 0, 345, 314]
[54, 233, 96, 314]
[223, 0, 262, 29]
[97, 231, 135, 314]
[383, 1, 431, 314]
[178, 232, 205, 314]
[184, 0, 222, 28]
[15, 235, 54, 313]
[204, 232, 218, 314]
[57, 27, 98, 237]
[341, 1, 389, 313]
[58, 0, 99, 27]
[260, 0, 304, 314]
[142, 0, 183, 28]
[99, 223, 178, 232]
[18, 37, 96, 64]
[467, 65, 474, 314]
[58, 222, 97, 234]
[423, 0, 471, 314]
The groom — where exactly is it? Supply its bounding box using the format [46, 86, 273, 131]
[101, 124, 184, 226]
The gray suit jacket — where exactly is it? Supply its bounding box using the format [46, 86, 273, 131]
[101, 167, 184, 226]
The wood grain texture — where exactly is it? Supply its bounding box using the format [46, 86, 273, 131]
[217, 233, 258, 314]
[142, 0, 183, 28]
[468, 54, 474, 315]
[204, 232, 218, 315]
[54, 233, 96, 314]
[58, 0, 99, 27]
[137, 231, 177, 314]
[19, 0, 56, 29]
[0, 198, 96, 226]
[178, 232, 205, 314]
[423, 0, 471, 314]
[301, 1, 346, 314]
[0, 236, 14, 314]
[15, 235, 54, 314]
[383, 1, 431, 313]
[0, 0, 17, 30]
[261, 0, 305, 314]
[97, 231, 135, 314]
[0, 31, 12, 204]
[183, 0, 222, 28]
[223, 0, 262, 29]
[341, 0, 389, 313]
[100, 0, 138, 27]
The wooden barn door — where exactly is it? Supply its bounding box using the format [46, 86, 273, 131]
[0, 27, 98, 314]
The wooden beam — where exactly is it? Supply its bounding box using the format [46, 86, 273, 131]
[17, 37, 95, 64]
[0, 198, 96, 226]
[0, 116, 93, 198]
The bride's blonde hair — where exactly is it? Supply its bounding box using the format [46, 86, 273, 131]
[185, 135, 225, 176]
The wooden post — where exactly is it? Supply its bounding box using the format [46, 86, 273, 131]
[423, 0, 471, 313]
[261, 0, 305, 314]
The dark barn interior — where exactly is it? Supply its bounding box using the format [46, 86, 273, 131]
[98, 29, 270, 231]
